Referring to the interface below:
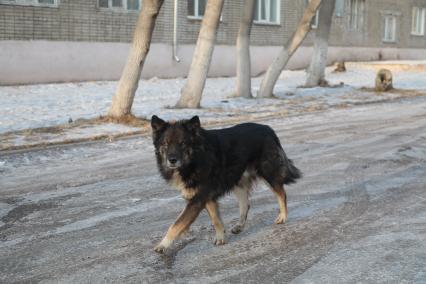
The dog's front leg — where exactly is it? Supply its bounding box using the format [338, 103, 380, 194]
[154, 200, 205, 253]
[205, 200, 226, 245]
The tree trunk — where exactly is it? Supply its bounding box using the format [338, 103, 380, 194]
[235, 0, 256, 98]
[305, 0, 335, 87]
[258, 0, 322, 98]
[108, 0, 164, 119]
[175, 0, 225, 108]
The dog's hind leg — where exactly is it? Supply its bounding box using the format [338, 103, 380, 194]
[258, 140, 290, 224]
[205, 200, 226, 245]
[231, 186, 250, 234]
[270, 184, 288, 224]
[154, 200, 205, 253]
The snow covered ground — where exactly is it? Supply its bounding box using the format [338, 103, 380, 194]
[1, 60, 426, 282]
[1, 60, 426, 150]
[1, 97, 425, 282]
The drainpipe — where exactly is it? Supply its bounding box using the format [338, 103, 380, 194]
[173, 0, 180, 62]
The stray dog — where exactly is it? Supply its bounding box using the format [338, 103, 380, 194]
[151, 115, 301, 253]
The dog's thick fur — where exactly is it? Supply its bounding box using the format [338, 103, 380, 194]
[151, 115, 301, 253]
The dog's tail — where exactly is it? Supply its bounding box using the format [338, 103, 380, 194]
[283, 158, 302, 185]
[272, 132, 302, 184]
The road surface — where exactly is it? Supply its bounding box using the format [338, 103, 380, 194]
[1, 97, 426, 283]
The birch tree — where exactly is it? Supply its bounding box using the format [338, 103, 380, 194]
[176, 0, 225, 108]
[305, 0, 335, 87]
[258, 0, 322, 98]
[108, 0, 164, 119]
[235, 0, 256, 98]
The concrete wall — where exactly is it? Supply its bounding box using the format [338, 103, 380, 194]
[2, 40, 426, 85]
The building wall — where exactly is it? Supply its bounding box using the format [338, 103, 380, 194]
[4, 0, 424, 47]
[0, 0, 426, 84]
[0, 0, 135, 42]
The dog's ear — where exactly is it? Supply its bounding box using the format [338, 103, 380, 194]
[186, 116, 200, 130]
[151, 115, 167, 132]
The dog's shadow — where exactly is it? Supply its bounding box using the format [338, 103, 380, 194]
[153, 207, 290, 269]
[156, 237, 197, 268]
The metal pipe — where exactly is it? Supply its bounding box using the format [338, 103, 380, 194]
[173, 0, 180, 62]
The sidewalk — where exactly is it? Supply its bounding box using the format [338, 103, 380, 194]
[1, 61, 426, 151]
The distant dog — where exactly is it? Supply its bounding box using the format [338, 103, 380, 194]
[151, 115, 301, 253]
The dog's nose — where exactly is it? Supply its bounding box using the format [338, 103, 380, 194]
[168, 157, 178, 164]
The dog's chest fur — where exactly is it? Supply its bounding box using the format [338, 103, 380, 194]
[170, 171, 198, 200]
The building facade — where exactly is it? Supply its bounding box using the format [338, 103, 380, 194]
[1, 0, 426, 84]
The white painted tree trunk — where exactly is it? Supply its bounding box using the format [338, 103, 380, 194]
[235, 0, 255, 98]
[176, 0, 225, 108]
[258, 0, 322, 98]
[108, 0, 164, 118]
[305, 0, 335, 87]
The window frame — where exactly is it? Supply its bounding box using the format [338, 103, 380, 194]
[383, 14, 396, 43]
[254, 0, 281, 26]
[411, 7, 426, 36]
[98, 0, 142, 12]
[0, 0, 59, 8]
[187, 0, 206, 20]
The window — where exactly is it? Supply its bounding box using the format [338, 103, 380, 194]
[98, 0, 141, 11]
[188, 0, 206, 19]
[335, 0, 345, 17]
[412, 7, 426, 36]
[0, 0, 58, 7]
[312, 10, 319, 28]
[349, 0, 365, 30]
[383, 15, 396, 42]
[305, 0, 319, 28]
[254, 0, 280, 24]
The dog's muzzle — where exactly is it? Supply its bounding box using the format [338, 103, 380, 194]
[166, 157, 181, 169]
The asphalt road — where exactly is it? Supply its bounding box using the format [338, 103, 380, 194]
[1, 97, 426, 283]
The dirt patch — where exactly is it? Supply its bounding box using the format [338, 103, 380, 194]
[1, 114, 149, 138]
[0, 114, 150, 152]
[78, 114, 149, 128]
[359, 87, 426, 97]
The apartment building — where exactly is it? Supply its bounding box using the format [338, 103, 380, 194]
[0, 0, 425, 84]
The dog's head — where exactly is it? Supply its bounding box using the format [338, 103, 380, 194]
[151, 115, 201, 170]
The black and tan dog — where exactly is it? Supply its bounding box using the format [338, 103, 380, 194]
[151, 115, 301, 253]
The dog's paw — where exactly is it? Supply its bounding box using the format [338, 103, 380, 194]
[214, 238, 226, 246]
[154, 244, 167, 254]
[274, 213, 288, 224]
[231, 224, 243, 234]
